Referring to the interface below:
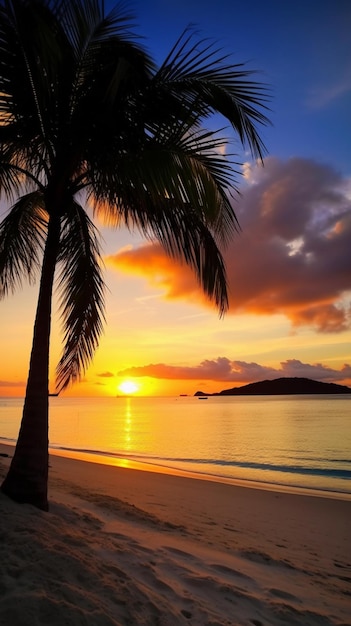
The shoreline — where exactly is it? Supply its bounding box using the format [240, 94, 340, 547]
[1, 442, 351, 624]
[1, 440, 351, 502]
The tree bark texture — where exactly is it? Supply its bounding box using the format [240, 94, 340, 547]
[1, 214, 61, 510]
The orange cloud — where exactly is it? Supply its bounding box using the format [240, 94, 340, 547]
[106, 243, 203, 303]
[0, 380, 25, 387]
[107, 157, 351, 333]
[118, 358, 351, 386]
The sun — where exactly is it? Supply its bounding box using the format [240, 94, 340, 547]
[118, 380, 139, 395]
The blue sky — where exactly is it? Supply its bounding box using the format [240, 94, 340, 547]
[120, 0, 351, 173]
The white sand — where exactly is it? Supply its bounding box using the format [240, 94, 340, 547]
[0, 443, 350, 625]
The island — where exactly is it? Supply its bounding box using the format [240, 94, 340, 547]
[195, 377, 351, 396]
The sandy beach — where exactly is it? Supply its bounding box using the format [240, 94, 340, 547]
[0, 442, 350, 626]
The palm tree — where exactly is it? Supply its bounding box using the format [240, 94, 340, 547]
[0, 0, 269, 510]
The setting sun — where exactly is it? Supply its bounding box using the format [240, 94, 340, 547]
[118, 380, 139, 395]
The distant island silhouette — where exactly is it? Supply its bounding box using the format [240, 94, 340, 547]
[195, 377, 351, 396]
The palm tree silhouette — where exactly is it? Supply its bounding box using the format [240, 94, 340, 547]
[0, 0, 269, 510]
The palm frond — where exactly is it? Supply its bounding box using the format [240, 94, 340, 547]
[0, 191, 47, 298]
[154, 206, 230, 316]
[151, 123, 242, 238]
[60, 0, 143, 51]
[153, 29, 270, 160]
[0, 141, 46, 201]
[0, 0, 74, 190]
[59, 0, 153, 119]
[56, 202, 106, 392]
[92, 143, 231, 314]
[148, 200, 230, 316]
[92, 122, 239, 242]
[97, 183, 230, 314]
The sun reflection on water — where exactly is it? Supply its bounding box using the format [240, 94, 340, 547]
[123, 398, 133, 451]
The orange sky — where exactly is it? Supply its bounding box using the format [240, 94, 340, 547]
[1, 158, 350, 397]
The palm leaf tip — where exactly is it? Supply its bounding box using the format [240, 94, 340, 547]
[0, 192, 47, 298]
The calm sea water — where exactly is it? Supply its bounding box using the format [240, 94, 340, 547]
[0, 395, 350, 496]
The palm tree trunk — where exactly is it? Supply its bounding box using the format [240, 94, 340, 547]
[1, 213, 61, 511]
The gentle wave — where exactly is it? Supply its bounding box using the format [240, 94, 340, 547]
[51, 444, 351, 482]
[1, 438, 350, 495]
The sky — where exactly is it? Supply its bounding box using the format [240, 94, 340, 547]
[0, 0, 350, 397]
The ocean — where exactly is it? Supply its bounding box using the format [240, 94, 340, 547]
[0, 395, 350, 497]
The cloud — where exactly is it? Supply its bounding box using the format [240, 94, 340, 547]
[106, 244, 202, 302]
[106, 157, 351, 333]
[97, 371, 115, 378]
[118, 358, 351, 386]
[279, 359, 351, 382]
[307, 65, 351, 109]
[0, 380, 25, 387]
